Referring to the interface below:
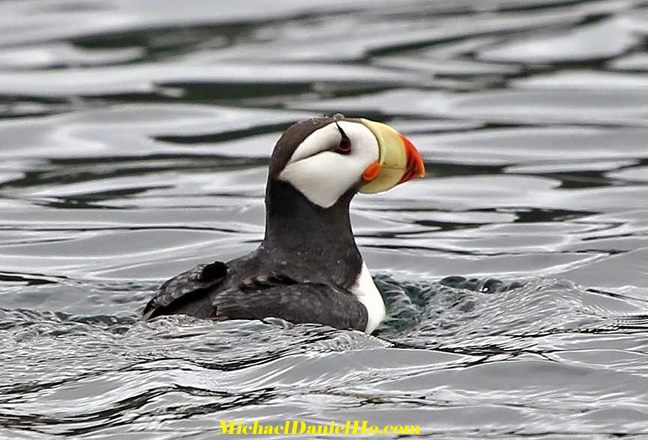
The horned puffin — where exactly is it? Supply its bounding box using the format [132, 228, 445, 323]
[141, 114, 425, 334]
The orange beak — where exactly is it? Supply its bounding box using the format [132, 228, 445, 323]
[398, 134, 426, 184]
[358, 119, 425, 194]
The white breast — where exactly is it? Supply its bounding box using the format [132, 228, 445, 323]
[351, 263, 386, 334]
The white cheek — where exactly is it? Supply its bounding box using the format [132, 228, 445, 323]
[279, 122, 379, 208]
[288, 125, 340, 163]
[279, 151, 359, 208]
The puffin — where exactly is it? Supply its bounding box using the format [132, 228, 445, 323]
[141, 114, 425, 334]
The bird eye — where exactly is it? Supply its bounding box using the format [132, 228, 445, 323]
[335, 123, 352, 154]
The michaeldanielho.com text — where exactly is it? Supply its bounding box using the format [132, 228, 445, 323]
[219, 421, 420, 435]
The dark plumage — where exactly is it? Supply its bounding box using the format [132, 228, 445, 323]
[142, 116, 368, 330]
[141, 115, 425, 333]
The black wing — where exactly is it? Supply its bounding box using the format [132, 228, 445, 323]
[213, 275, 368, 331]
[141, 261, 227, 320]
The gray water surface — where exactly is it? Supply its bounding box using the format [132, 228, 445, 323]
[2, 0, 648, 438]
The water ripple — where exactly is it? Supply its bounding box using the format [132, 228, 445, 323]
[2, 0, 648, 438]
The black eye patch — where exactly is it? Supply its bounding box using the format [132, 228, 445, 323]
[335, 123, 352, 154]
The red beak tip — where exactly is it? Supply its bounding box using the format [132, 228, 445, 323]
[399, 134, 425, 183]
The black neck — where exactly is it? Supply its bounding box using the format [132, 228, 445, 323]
[260, 180, 362, 287]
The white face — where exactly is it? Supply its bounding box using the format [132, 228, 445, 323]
[278, 120, 379, 208]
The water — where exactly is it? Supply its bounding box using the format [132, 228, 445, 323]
[1, 0, 648, 438]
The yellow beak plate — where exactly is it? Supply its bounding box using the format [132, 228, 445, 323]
[359, 118, 425, 194]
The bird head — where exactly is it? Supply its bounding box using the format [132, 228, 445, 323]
[268, 114, 425, 208]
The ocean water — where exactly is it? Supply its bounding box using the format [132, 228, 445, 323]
[2, 0, 648, 438]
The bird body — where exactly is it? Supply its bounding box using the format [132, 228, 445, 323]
[142, 115, 425, 333]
